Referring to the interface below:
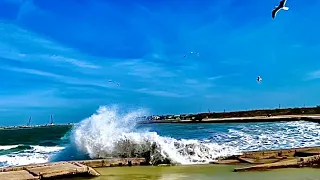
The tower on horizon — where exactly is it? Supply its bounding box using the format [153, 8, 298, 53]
[50, 115, 54, 125]
[27, 117, 31, 126]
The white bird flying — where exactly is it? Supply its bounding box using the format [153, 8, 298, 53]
[257, 76, 262, 83]
[272, 0, 289, 19]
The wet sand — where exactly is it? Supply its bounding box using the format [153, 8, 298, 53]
[65, 164, 320, 180]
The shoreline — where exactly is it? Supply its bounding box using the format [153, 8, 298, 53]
[2, 146, 320, 179]
[145, 114, 320, 124]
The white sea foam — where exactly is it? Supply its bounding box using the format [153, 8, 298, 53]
[221, 121, 320, 152]
[0, 145, 19, 150]
[30, 145, 65, 153]
[0, 145, 65, 167]
[0, 153, 48, 167]
[70, 105, 240, 164]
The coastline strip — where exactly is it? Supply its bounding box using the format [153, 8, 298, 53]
[147, 115, 320, 124]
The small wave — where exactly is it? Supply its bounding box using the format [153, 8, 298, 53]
[0, 145, 65, 167]
[0, 153, 49, 167]
[30, 146, 65, 153]
[222, 121, 320, 152]
[0, 145, 20, 150]
[53, 105, 239, 165]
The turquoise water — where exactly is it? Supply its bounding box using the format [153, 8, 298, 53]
[0, 106, 320, 168]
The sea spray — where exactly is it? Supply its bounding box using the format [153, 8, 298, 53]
[53, 105, 240, 165]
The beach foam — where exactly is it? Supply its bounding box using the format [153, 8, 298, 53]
[0, 145, 65, 167]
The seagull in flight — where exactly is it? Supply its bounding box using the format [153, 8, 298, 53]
[257, 76, 262, 83]
[272, 0, 289, 19]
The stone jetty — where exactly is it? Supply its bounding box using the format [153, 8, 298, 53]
[210, 146, 320, 172]
[0, 158, 146, 179]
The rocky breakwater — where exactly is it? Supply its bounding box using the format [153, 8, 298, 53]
[211, 146, 320, 172]
[0, 158, 146, 180]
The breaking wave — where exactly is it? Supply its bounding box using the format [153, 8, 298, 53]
[0, 145, 64, 167]
[52, 105, 239, 164]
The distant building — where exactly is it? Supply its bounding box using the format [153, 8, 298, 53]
[152, 116, 160, 120]
[180, 114, 187, 120]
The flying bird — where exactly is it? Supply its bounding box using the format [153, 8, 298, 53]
[272, 0, 289, 19]
[257, 76, 262, 83]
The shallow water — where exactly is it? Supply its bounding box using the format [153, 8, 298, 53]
[68, 165, 320, 180]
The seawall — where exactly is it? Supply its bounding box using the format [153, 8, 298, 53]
[147, 115, 320, 124]
[0, 158, 146, 179]
[212, 146, 320, 172]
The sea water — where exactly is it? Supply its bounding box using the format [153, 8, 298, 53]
[1, 105, 320, 167]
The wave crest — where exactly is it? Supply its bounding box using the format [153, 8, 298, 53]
[52, 105, 239, 165]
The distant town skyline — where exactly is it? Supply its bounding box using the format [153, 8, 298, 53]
[0, 0, 320, 125]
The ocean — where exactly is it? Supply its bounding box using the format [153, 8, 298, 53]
[1, 105, 320, 167]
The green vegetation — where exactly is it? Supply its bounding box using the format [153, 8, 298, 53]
[154, 106, 320, 121]
[191, 106, 320, 121]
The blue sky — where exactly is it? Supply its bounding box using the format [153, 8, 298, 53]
[0, 0, 320, 125]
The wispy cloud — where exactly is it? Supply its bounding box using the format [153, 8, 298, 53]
[1, 0, 318, 122]
[207, 75, 224, 81]
[43, 55, 100, 69]
[207, 74, 240, 82]
[112, 59, 177, 79]
[0, 22, 99, 69]
[0, 65, 121, 91]
[1, 66, 64, 79]
[305, 70, 320, 80]
[136, 88, 188, 98]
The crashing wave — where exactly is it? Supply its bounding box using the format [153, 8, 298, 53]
[52, 105, 239, 165]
